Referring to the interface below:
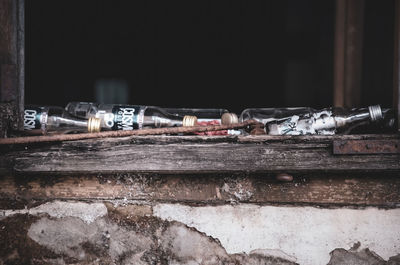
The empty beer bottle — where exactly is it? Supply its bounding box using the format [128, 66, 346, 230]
[23, 105, 99, 135]
[239, 107, 316, 124]
[65, 102, 198, 131]
[266, 105, 388, 135]
[238, 107, 315, 134]
[163, 107, 239, 126]
[163, 107, 228, 121]
[239, 105, 393, 135]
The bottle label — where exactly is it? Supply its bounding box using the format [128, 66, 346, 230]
[24, 107, 47, 131]
[111, 106, 145, 130]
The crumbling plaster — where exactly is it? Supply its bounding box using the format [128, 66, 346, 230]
[154, 204, 400, 265]
[1, 201, 399, 265]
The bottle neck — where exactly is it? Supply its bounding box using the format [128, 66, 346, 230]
[47, 116, 87, 128]
[44, 115, 90, 134]
[334, 105, 382, 128]
[335, 112, 370, 127]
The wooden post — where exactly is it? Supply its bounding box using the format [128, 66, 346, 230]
[394, 0, 400, 132]
[0, 0, 24, 136]
[333, 0, 364, 108]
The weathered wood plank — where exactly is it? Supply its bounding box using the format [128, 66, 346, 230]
[333, 0, 364, 108]
[0, 0, 24, 134]
[0, 135, 399, 174]
[394, 0, 400, 132]
[1, 173, 399, 208]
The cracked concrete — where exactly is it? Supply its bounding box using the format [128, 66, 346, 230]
[0, 201, 399, 265]
[154, 203, 400, 265]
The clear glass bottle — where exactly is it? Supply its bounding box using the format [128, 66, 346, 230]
[266, 105, 388, 135]
[23, 105, 96, 135]
[65, 102, 198, 131]
[163, 107, 239, 127]
[238, 107, 315, 134]
[163, 107, 229, 122]
[239, 107, 316, 124]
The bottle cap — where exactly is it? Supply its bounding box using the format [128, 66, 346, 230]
[368, 105, 383, 122]
[221, 113, 239, 125]
[182, 115, 198, 127]
[88, 117, 101, 133]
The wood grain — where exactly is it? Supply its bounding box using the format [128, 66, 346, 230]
[0, 0, 24, 134]
[1, 134, 399, 175]
[1, 173, 399, 208]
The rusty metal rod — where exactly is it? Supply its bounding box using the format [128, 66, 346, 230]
[0, 119, 261, 145]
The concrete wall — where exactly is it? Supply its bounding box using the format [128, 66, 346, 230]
[1, 200, 399, 265]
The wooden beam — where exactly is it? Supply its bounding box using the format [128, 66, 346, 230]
[0, 0, 24, 135]
[1, 135, 399, 175]
[333, 0, 364, 108]
[1, 173, 399, 208]
[394, 0, 400, 132]
[16, 0, 24, 130]
[333, 0, 346, 107]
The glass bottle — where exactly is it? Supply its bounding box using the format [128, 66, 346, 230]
[163, 107, 229, 122]
[163, 107, 239, 126]
[65, 102, 198, 131]
[238, 107, 315, 134]
[266, 105, 388, 135]
[239, 107, 316, 124]
[23, 105, 98, 135]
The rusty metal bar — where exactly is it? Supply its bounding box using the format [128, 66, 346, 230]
[0, 119, 260, 145]
[333, 139, 400, 154]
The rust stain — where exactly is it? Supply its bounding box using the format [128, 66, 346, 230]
[333, 139, 400, 155]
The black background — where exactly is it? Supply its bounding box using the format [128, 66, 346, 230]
[25, 0, 395, 115]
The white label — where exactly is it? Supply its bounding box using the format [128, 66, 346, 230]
[119, 107, 135, 130]
[24, 109, 37, 130]
[97, 110, 115, 128]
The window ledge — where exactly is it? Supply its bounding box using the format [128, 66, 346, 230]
[0, 134, 399, 175]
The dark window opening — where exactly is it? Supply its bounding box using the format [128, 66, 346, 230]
[25, 0, 394, 115]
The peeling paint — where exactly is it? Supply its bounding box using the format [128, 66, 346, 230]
[27, 216, 153, 263]
[1, 201, 107, 223]
[153, 203, 400, 265]
[1, 201, 299, 264]
[249, 249, 297, 263]
[1, 201, 400, 265]
[327, 247, 386, 265]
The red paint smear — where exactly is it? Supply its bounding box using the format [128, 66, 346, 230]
[194, 120, 228, 135]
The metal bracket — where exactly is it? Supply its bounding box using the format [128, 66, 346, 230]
[333, 139, 400, 155]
